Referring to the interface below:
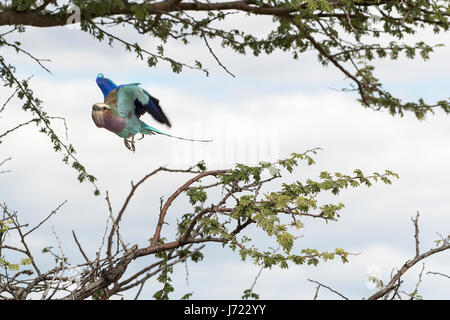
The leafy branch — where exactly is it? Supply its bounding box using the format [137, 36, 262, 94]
[0, 54, 99, 195]
[0, 149, 401, 299]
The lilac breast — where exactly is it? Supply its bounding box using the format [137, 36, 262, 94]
[92, 110, 125, 133]
[103, 111, 126, 133]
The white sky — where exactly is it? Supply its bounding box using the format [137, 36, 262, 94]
[0, 14, 449, 300]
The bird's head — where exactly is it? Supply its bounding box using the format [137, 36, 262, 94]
[91, 103, 111, 128]
[96, 73, 117, 99]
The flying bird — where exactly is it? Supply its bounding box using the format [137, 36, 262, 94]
[92, 74, 210, 151]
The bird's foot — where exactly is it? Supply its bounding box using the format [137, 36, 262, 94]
[124, 138, 136, 152]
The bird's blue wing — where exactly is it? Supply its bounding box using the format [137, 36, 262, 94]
[116, 84, 171, 127]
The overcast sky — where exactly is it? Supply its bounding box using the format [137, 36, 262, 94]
[0, 13, 449, 300]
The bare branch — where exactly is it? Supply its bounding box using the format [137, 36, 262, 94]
[72, 230, 91, 264]
[368, 218, 450, 300]
[24, 200, 67, 237]
[0, 38, 52, 74]
[307, 279, 349, 300]
[150, 169, 228, 247]
[426, 271, 450, 280]
[202, 34, 235, 78]
[412, 212, 420, 257]
[0, 157, 12, 175]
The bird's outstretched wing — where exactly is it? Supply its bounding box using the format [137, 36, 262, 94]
[112, 84, 171, 127]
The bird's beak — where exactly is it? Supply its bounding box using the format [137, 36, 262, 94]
[92, 104, 101, 111]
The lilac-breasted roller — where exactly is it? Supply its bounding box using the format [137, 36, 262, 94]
[92, 74, 210, 151]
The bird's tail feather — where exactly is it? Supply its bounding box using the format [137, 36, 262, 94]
[141, 123, 212, 142]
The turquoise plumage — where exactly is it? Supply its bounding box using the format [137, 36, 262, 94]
[92, 74, 210, 151]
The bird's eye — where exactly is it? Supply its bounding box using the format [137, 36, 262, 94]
[103, 107, 107, 110]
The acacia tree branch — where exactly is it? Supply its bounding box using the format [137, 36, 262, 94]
[202, 33, 235, 77]
[406, 263, 425, 300]
[0, 85, 20, 114]
[72, 230, 91, 265]
[426, 271, 450, 280]
[1, 204, 41, 277]
[150, 169, 228, 247]
[0, 57, 99, 193]
[0, 1, 293, 27]
[33, 0, 54, 14]
[0, 157, 12, 175]
[23, 200, 67, 237]
[367, 216, 450, 300]
[0, 153, 432, 300]
[0, 37, 52, 74]
[307, 278, 349, 300]
[102, 244, 205, 299]
[0, 118, 40, 140]
[412, 212, 420, 257]
[4, 0, 444, 28]
[106, 166, 205, 263]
